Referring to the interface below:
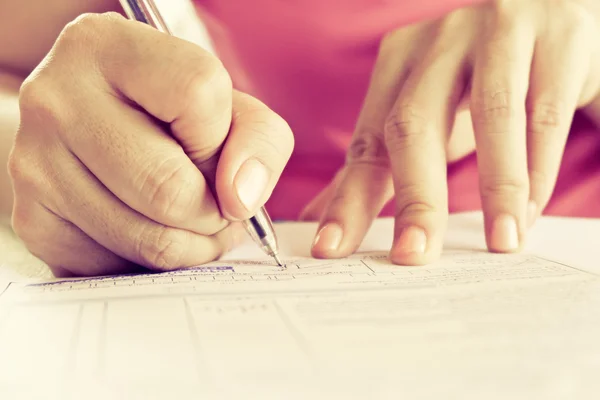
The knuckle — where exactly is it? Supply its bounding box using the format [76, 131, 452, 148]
[57, 13, 120, 53]
[472, 89, 513, 116]
[138, 158, 199, 224]
[18, 77, 63, 129]
[249, 127, 281, 157]
[527, 101, 564, 136]
[202, 57, 233, 92]
[384, 104, 431, 151]
[136, 226, 189, 270]
[480, 176, 528, 200]
[179, 58, 233, 117]
[6, 148, 24, 183]
[395, 200, 439, 220]
[268, 113, 295, 155]
[63, 12, 123, 37]
[346, 130, 388, 166]
[7, 145, 45, 190]
[393, 181, 441, 214]
[471, 89, 518, 132]
[247, 112, 295, 160]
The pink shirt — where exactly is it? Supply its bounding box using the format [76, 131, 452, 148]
[193, 0, 600, 220]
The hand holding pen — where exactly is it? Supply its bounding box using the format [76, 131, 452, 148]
[9, 7, 292, 276]
[119, 0, 285, 266]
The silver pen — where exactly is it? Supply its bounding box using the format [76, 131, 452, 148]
[118, 0, 283, 267]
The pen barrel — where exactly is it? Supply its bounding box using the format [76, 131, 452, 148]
[118, 0, 172, 33]
[243, 207, 279, 256]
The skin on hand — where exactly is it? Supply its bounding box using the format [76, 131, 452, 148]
[8, 13, 294, 277]
[305, 0, 600, 265]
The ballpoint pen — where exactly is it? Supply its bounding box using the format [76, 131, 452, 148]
[118, 0, 283, 267]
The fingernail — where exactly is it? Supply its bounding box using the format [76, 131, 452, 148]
[234, 159, 270, 212]
[313, 223, 344, 252]
[490, 214, 519, 252]
[527, 201, 537, 228]
[395, 226, 427, 255]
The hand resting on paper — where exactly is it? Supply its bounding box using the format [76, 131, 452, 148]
[305, 0, 600, 265]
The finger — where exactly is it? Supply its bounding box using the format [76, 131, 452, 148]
[57, 91, 226, 236]
[298, 187, 333, 222]
[313, 13, 476, 263]
[298, 173, 341, 222]
[385, 18, 473, 265]
[11, 200, 136, 277]
[312, 164, 394, 259]
[311, 76, 411, 258]
[310, 27, 422, 258]
[46, 150, 234, 272]
[470, 10, 536, 253]
[526, 26, 590, 226]
[215, 91, 294, 220]
[579, 14, 600, 127]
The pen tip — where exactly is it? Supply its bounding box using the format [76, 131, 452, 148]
[273, 254, 283, 267]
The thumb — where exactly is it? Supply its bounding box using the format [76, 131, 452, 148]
[215, 91, 295, 220]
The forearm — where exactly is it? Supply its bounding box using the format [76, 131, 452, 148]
[0, 71, 22, 217]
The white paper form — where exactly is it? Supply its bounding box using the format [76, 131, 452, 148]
[2, 246, 600, 400]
